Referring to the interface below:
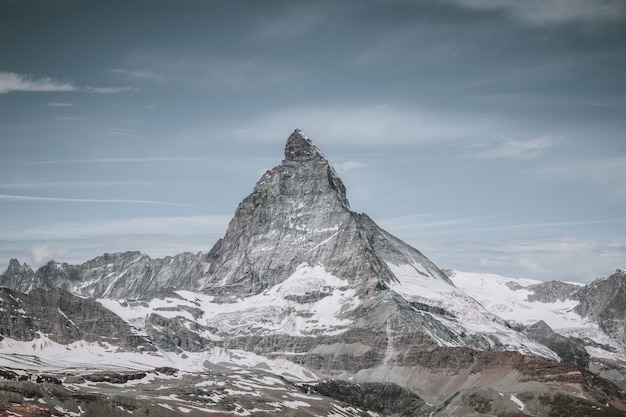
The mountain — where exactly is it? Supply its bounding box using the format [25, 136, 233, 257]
[200, 129, 452, 298]
[1, 129, 626, 416]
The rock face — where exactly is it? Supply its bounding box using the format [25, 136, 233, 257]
[0, 251, 207, 300]
[575, 269, 626, 345]
[0, 287, 152, 350]
[522, 320, 590, 369]
[0, 260, 34, 291]
[201, 129, 451, 298]
[526, 280, 580, 303]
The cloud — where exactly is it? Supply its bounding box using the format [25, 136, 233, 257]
[0, 71, 76, 94]
[0, 71, 138, 95]
[378, 214, 478, 231]
[230, 103, 498, 145]
[0, 180, 165, 189]
[24, 156, 220, 165]
[0, 215, 232, 270]
[30, 244, 68, 267]
[534, 156, 626, 197]
[252, 3, 326, 39]
[3, 215, 230, 242]
[461, 136, 558, 160]
[445, 0, 626, 25]
[405, 236, 626, 283]
[47, 102, 76, 107]
[378, 213, 626, 282]
[381, 213, 626, 238]
[85, 86, 138, 94]
[117, 50, 307, 94]
[334, 161, 368, 173]
[0, 194, 188, 206]
[110, 68, 165, 80]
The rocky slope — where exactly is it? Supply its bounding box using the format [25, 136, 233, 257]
[0, 286, 152, 350]
[1, 129, 626, 416]
[575, 269, 626, 345]
[200, 130, 452, 299]
[1, 251, 208, 300]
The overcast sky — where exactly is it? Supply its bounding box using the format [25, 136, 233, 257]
[1, 0, 625, 282]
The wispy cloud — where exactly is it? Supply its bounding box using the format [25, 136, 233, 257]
[481, 238, 622, 282]
[461, 136, 558, 160]
[335, 161, 368, 173]
[1, 215, 231, 268]
[116, 52, 306, 93]
[534, 156, 626, 197]
[0, 71, 137, 95]
[379, 214, 479, 231]
[252, 3, 326, 39]
[2, 215, 230, 241]
[54, 116, 83, 121]
[400, 236, 626, 282]
[444, 0, 626, 25]
[0, 180, 165, 189]
[381, 212, 626, 237]
[30, 244, 67, 267]
[0, 71, 76, 94]
[85, 86, 138, 94]
[377, 211, 626, 281]
[47, 102, 76, 107]
[24, 156, 220, 165]
[230, 103, 499, 145]
[110, 68, 166, 81]
[0, 194, 188, 206]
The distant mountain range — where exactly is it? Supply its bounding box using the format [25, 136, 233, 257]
[1, 130, 625, 416]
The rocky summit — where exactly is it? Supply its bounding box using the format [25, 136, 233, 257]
[201, 128, 452, 298]
[1, 130, 626, 416]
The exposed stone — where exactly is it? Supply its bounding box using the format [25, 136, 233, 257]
[0, 287, 153, 350]
[522, 320, 590, 369]
[526, 280, 580, 303]
[574, 269, 626, 345]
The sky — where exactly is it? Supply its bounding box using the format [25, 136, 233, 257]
[1, 0, 625, 283]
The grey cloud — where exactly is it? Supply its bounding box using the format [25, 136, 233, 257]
[461, 136, 559, 160]
[445, 0, 626, 25]
[0, 71, 138, 95]
[84, 86, 138, 94]
[47, 102, 76, 107]
[0, 71, 76, 94]
[0, 194, 188, 206]
[410, 237, 626, 282]
[2, 215, 230, 242]
[30, 243, 68, 267]
[230, 103, 500, 145]
[533, 156, 626, 197]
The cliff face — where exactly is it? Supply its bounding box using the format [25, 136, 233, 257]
[575, 269, 626, 345]
[0, 286, 152, 350]
[201, 129, 451, 299]
[0, 252, 208, 300]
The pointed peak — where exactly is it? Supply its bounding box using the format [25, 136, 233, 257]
[5, 258, 33, 275]
[284, 129, 326, 162]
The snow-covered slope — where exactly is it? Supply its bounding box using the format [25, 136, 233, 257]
[99, 263, 360, 339]
[450, 270, 626, 361]
[450, 270, 586, 330]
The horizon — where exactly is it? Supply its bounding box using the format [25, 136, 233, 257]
[1, 0, 625, 283]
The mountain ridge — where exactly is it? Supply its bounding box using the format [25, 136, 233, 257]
[1, 129, 626, 416]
